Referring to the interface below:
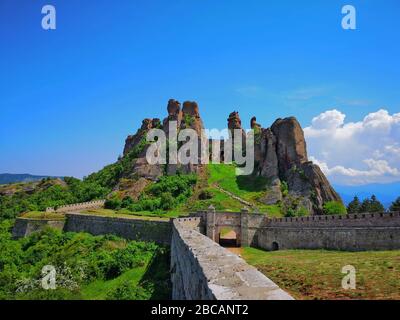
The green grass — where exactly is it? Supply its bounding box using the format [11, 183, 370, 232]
[259, 204, 282, 217]
[242, 247, 400, 300]
[207, 164, 284, 216]
[183, 187, 244, 212]
[20, 211, 65, 220]
[80, 209, 172, 221]
[208, 164, 269, 199]
[219, 227, 236, 237]
[81, 267, 146, 299]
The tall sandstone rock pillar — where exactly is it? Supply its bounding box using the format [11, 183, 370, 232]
[269, 117, 342, 214]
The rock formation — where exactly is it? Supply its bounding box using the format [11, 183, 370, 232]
[123, 117, 164, 181]
[227, 111, 247, 160]
[270, 117, 308, 179]
[122, 99, 206, 179]
[250, 116, 261, 130]
[120, 99, 342, 214]
[253, 116, 342, 214]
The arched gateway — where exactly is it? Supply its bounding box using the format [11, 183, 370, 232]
[204, 207, 249, 247]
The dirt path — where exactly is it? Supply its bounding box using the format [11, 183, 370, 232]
[226, 247, 244, 256]
[222, 230, 237, 239]
[213, 184, 254, 209]
[222, 230, 244, 256]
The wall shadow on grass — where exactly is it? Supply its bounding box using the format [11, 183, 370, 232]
[139, 246, 172, 300]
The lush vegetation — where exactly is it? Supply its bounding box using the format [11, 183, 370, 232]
[347, 195, 385, 214]
[323, 201, 347, 215]
[206, 164, 284, 216]
[0, 220, 170, 300]
[208, 163, 269, 199]
[105, 174, 197, 213]
[0, 177, 109, 222]
[242, 247, 400, 300]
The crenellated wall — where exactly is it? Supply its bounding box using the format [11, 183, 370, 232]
[199, 210, 400, 251]
[170, 218, 294, 300]
[249, 212, 400, 251]
[46, 200, 106, 213]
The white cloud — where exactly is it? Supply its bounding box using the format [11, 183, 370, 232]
[309, 109, 345, 130]
[305, 109, 400, 186]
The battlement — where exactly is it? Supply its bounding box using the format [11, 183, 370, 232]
[184, 210, 400, 251]
[171, 218, 293, 300]
[46, 200, 106, 213]
[263, 211, 400, 228]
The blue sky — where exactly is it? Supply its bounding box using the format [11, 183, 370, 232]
[0, 0, 399, 182]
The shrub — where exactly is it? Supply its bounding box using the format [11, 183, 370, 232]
[296, 206, 309, 217]
[105, 198, 122, 210]
[199, 189, 213, 200]
[284, 206, 308, 217]
[323, 201, 347, 215]
[160, 192, 176, 210]
[280, 181, 289, 197]
[285, 208, 296, 217]
[106, 281, 150, 300]
[121, 196, 134, 208]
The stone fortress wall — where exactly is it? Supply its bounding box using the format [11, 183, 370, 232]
[46, 200, 106, 213]
[169, 211, 400, 299]
[63, 213, 171, 245]
[170, 217, 294, 300]
[12, 208, 400, 300]
[197, 210, 400, 251]
[248, 211, 400, 251]
[12, 218, 66, 239]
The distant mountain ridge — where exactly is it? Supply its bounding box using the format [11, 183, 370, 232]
[0, 173, 62, 185]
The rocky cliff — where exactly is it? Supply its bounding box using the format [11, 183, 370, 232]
[250, 114, 342, 214]
[121, 99, 342, 214]
[122, 99, 206, 181]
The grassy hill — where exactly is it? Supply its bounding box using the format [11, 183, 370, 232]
[98, 163, 284, 218]
[0, 163, 286, 222]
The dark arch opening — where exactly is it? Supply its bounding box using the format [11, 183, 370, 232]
[272, 241, 279, 251]
[219, 227, 240, 247]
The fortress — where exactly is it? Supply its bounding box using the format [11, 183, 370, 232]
[13, 207, 400, 300]
[10, 99, 400, 300]
[120, 99, 342, 215]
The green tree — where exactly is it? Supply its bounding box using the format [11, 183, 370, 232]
[360, 195, 385, 213]
[323, 201, 347, 215]
[347, 196, 361, 213]
[389, 197, 400, 212]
